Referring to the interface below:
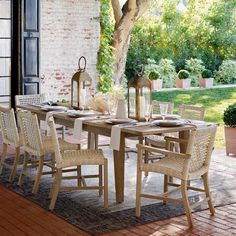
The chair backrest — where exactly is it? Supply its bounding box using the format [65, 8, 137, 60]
[0, 107, 20, 147]
[152, 100, 174, 115]
[189, 125, 217, 173]
[47, 116, 63, 165]
[17, 110, 44, 156]
[179, 104, 205, 120]
[15, 94, 45, 106]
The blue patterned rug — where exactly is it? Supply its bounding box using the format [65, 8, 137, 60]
[0, 149, 235, 235]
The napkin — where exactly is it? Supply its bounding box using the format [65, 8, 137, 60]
[73, 118, 84, 141]
[110, 125, 121, 151]
[41, 111, 55, 135]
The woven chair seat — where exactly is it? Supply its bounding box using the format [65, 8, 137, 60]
[141, 156, 186, 179]
[145, 136, 166, 148]
[58, 149, 105, 168]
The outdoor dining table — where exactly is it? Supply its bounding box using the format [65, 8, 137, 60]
[16, 104, 196, 203]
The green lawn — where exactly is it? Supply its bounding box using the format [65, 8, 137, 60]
[152, 86, 236, 148]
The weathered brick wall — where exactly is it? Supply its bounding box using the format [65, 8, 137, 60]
[40, 0, 100, 101]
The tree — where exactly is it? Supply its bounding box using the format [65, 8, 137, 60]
[111, 0, 149, 85]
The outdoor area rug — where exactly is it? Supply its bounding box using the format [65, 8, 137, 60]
[0, 148, 236, 235]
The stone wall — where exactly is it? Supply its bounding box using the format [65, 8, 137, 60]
[40, 0, 100, 101]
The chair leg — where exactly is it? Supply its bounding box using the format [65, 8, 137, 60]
[163, 174, 168, 204]
[49, 168, 62, 210]
[181, 179, 193, 227]
[9, 147, 20, 182]
[99, 165, 103, 196]
[202, 173, 215, 215]
[51, 153, 56, 177]
[77, 165, 82, 187]
[61, 126, 65, 140]
[135, 167, 142, 217]
[18, 152, 29, 186]
[0, 143, 8, 174]
[32, 156, 44, 194]
[144, 138, 149, 177]
[103, 160, 108, 208]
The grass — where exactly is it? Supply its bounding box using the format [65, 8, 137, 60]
[152, 86, 236, 148]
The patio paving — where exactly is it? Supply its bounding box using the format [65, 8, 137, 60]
[0, 132, 236, 235]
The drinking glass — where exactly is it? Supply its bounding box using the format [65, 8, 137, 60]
[159, 103, 168, 120]
[144, 104, 152, 122]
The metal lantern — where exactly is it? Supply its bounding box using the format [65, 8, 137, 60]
[71, 56, 92, 110]
[128, 73, 152, 121]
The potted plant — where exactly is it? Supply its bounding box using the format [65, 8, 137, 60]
[176, 69, 191, 89]
[149, 71, 162, 90]
[199, 69, 214, 88]
[223, 102, 236, 155]
[145, 59, 163, 90]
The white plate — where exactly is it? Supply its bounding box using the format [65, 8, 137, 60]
[67, 110, 101, 117]
[41, 105, 68, 111]
[152, 114, 181, 120]
[154, 120, 185, 127]
[105, 118, 137, 125]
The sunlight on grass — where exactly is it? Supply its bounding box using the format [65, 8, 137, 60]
[152, 86, 236, 148]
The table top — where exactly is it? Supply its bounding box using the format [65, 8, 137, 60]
[17, 104, 199, 137]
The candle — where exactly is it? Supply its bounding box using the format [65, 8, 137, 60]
[140, 96, 145, 118]
[80, 88, 87, 108]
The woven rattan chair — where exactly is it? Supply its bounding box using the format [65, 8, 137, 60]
[146, 101, 174, 147]
[0, 107, 21, 182]
[144, 101, 175, 175]
[179, 104, 205, 121]
[126, 101, 174, 158]
[136, 124, 217, 227]
[152, 100, 174, 115]
[17, 109, 79, 194]
[15, 94, 65, 139]
[47, 116, 108, 210]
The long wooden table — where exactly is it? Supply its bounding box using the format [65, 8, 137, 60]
[17, 104, 195, 203]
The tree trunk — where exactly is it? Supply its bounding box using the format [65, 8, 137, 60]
[112, 0, 149, 85]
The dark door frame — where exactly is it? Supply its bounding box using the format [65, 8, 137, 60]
[11, 0, 20, 108]
[11, 0, 40, 108]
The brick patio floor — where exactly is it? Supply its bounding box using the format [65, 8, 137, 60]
[0, 132, 236, 235]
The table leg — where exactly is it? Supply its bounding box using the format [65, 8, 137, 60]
[113, 132, 126, 203]
[179, 130, 190, 153]
[87, 132, 98, 149]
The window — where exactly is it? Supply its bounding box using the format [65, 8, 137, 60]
[0, 0, 11, 103]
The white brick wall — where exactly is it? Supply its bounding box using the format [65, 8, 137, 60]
[40, 0, 100, 101]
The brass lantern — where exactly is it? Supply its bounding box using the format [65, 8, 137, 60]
[71, 56, 92, 110]
[128, 73, 152, 121]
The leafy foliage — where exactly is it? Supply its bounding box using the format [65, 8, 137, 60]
[215, 60, 236, 84]
[177, 69, 190, 79]
[158, 59, 176, 87]
[126, 0, 236, 81]
[185, 58, 205, 86]
[202, 69, 213, 78]
[223, 102, 236, 127]
[97, 0, 114, 93]
[149, 71, 160, 80]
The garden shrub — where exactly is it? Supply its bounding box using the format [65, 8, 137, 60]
[215, 60, 236, 84]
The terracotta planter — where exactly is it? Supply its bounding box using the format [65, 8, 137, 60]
[224, 126, 236, 155]
[176, 78, 191, 89]
[199, 77, 214, 88]
[151, 79, 163, 91]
